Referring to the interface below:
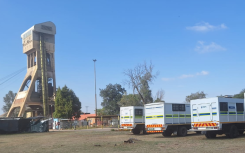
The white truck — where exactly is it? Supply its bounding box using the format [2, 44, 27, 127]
[120, 106, 145, 134]
[145, 102, 192, 137]
[190, 96, 245, 138]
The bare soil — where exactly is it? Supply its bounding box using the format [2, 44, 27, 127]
[0, 129, 245, 153]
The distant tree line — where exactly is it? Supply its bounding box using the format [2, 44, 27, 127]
[185, 91, 207, 102]
[233, 89, 245, 99]
[185, 89, 245, 103]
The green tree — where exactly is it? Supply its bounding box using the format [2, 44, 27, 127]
[233, 89, 245, 99]
[185, 91, 207, 102]
[97, 108, 107, 116]
[2, 90, 16, 113]
[53, 85, 81, 119]
[154, 98, 162, 102]
[154, 89, 165, 102]
[100, 84, 126, 115]
[118, 93, 142, 106]
[140, 79, 153, 103]
[123, 61, 158, 104]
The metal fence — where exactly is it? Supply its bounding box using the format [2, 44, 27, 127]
[52, 116, 120, 130]
[87, 116, 119, 128]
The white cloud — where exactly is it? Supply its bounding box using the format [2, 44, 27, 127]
[179, 74, 195, 79]
[220, 24, 227, 29]
[196, 71, 209, 76]
[162, 71, 209, 81]
[162, 78, 175, 81]
[186, 22, 227, 32]
[179, 71, 209, 79]
[195, 41, 226, 53]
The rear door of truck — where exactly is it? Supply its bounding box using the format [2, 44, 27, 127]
[193, 102, 217, 122]
[120, 107, 133, 129]
[197, 103, 212, 122]
[145, 103, 164, 132]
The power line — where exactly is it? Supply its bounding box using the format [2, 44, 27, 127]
[0, 72, 24, 91]
[0, 67, 26, 81]
[0, 67, 26, 86]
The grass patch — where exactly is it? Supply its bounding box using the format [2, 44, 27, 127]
[1, 131, 245, 152]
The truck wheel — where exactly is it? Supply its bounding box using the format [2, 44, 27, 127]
[205, 131, 216, 138]
[143, 129, 147, 134]
[209, 133, 216, 138]
[205, 132, 210, 138]
[177, 126, 187, 137]
[228, 125, 238, 138]
[238, 130, 244, 135]
[132, 129, 140, 135]
[162, 130, 172, 137]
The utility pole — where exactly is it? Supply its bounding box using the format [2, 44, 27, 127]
[93, 59, 97, 126]
[86, 106, 88, 113]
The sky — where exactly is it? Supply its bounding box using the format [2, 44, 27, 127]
[0, 0, 245, 115]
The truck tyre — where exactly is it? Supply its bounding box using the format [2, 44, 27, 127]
[205, 131, 216, 138]
[227, 125, 238, 138]
[132, 129, 140, 135]
[205, 132, 210, 138]
[143, 129, 147, 134]
[162, 130, 172, 137]
[177, 126, 187, 137]
[238, 130, 244, 135]
[209, 133, 216, 138]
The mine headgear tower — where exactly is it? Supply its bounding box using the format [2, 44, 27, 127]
[7, 21, 56, 118]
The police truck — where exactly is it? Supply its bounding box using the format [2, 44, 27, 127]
[145, 102, 192, 137]
[190, 95, 245, 138]
[120, 106, 145, 134]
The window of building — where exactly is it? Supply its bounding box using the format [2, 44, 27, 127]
[220, 102, 228, 111]
[135, 109, 143, 115]
[172, 104, 185, 111]
[236, 103, 244, 111]
[34, 53, 36, 66]
[46, 53, 51, 67]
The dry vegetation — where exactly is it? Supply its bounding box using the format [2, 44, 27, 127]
[1, 129, 245, 153]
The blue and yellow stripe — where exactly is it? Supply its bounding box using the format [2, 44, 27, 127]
[122, 116, 133, 119]
[193, 112, 217, 117]
[146, 115, 163, 119]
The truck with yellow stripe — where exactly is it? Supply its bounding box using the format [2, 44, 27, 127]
[145, 102, 191, 137]
[120, 106, 145, 134]
[190, 95, 245, 138]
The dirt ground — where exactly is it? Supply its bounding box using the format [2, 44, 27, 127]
[1, 129, 245, 153]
